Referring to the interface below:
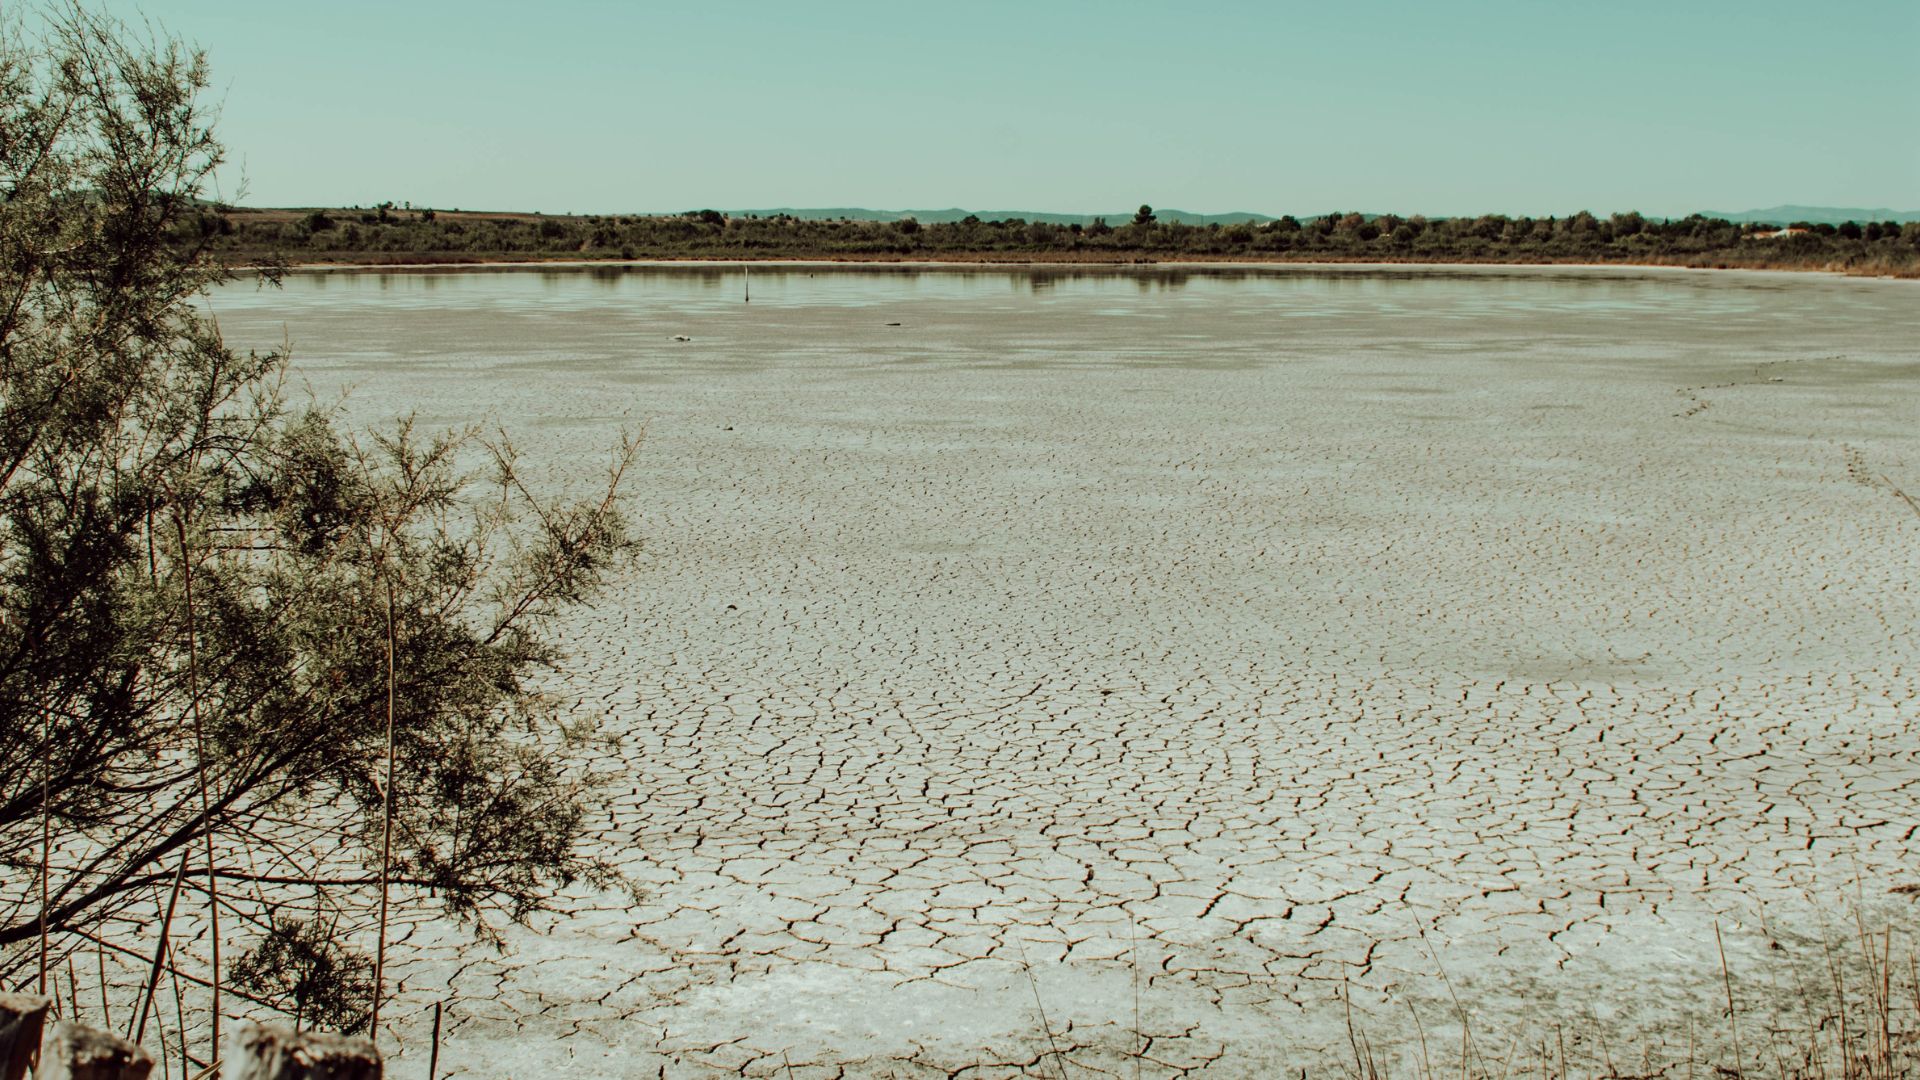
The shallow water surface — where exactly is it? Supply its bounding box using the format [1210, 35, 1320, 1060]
[212, 266, 1920, 1078]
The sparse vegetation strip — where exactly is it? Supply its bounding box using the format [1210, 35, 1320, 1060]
[200, 203, 1920, 276]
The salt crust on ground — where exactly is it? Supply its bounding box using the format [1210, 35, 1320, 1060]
[202, 268, 1920, 1077]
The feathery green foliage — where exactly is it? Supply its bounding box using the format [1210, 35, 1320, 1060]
[0, 3, 639, 1002]
[228, 918, 374, 1034]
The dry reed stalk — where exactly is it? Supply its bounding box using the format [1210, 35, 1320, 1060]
[1827, 924, 1852, 1078]
[1879, 476, 1920, 520]
[1128, 912, 1142, 1080]
[173, 511, 219, 1059]
[1686, 1014, 1695, 1080]
[369, 573, 398, 1035]
[1879, 925, 1894, 1077]
[1908, 949, 1919, 1053]
[169, 938, 189, 1080]
[1343, 976, 1364, 1078]
[1410, 908, 1485, 1079]
[1408, 998, 1433, 1080]
[135, 850, 192, 1044]
[39, 710, 51, 997]
[1717, 920, 1744, 1076]
[97, 934, 112, 1029]
[1494, 1034, 1518, 1080]
[1017, 939, 1068, 1080]
[1852, 901, 1877, 1080]
[76, 925, 273, 1013]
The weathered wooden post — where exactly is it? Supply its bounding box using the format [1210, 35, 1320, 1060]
[223, 1024, 380, 1080]
[0, 993, 50, 1080]
[35, 1022, 152, 1080]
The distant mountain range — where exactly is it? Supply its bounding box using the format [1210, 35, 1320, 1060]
[675, 205, 1920, 227]
[698, 207, 1278, 226]
[1691, 205, 1920, 225]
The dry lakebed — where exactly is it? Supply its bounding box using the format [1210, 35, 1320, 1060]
[207, 264, 1920, 1078]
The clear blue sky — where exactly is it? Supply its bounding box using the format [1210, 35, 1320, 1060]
[118, 0, 1918, 217]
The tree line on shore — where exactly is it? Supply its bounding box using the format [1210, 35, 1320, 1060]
[202, 203, 1920, 274]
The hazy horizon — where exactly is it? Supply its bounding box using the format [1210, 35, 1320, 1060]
[115, 0, 1917, 219]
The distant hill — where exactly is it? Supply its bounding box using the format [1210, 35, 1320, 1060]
[1698, 205, 1920, 225]
[696, 207, 1278, 226]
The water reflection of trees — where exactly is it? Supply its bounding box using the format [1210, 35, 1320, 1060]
[292, 264, 1718, 301]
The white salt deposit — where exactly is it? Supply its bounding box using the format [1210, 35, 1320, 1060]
[205, 265, 1920, 1077]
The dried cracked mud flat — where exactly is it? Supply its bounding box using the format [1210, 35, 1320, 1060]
[212, 266, 1920, 1078]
